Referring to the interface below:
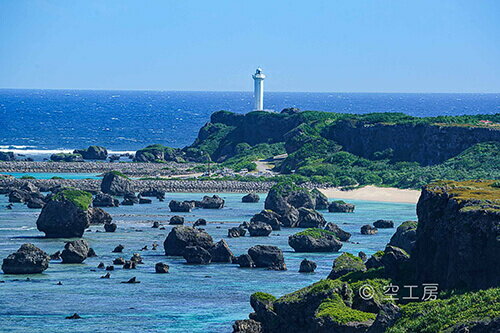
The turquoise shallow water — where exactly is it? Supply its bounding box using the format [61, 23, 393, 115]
[0, 192, 416, 333]
[4, 172, 102, 179]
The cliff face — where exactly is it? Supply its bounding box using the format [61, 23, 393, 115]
[326, 120, 500, 165]
[413, 180, 500, 290]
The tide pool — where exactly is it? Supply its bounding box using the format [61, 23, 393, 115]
[0, 192, 416, 332]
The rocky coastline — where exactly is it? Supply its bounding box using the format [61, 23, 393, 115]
[0, 161, 196, 177]
[0, 178, 277, 193]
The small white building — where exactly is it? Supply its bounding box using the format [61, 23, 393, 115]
[252, 67, 265, 111]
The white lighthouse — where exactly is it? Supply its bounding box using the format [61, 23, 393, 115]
[252, 67, 265, 111]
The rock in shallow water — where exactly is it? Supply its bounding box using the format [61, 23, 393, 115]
[183, 246, 212, 264]
[361, 224, 378, 235]
[328, 201, 355, 213]
[373, 219, 394, 228]
[242, 193, 260, 203]
[2, 243, 50, 274]
[248, 222, 272, 237]
[155, 262, 169, 273]
[299, 259, 317, 273]
[248, 245, 286, 270]
[163, 226, 214, 256]
[61, 239, 90, 264]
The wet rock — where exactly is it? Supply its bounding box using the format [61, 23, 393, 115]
[138, 197, 152, 204]
[65, 313, 82, 320]
[8, 189, 31, 203]
[242, 193, 260, 203]
[288, 229, 343, 252]
[36, 189, 92, 238]
[228, 226, 246, 238]
[358, 251, 367, 262]
[1, 243, 50, 274]
[237, 254, 255, 268]
[100, 272, 111, 278]
[104, 223, 117, 232]
[209, 239, 234, 263]
[250, 210, 281, 231]
[265, 183, 314, 215]
[92, 192, 119, 207]
[100, 171, 131, 196]
[297, 207, 326, 228]
[169, 215, 184, 225]
[248, 245, 286, 270]
[169, 200, 194, 212]
[97, 262, 105, 269]
[112, 244, 124, 253]
[279, 206, 300, 228]
[328, 253, 366, 279]
[199, 195, 225, 209]
[105, 265, 114, 271]
[155, 262, 169, 273]
[121, 277, 140, 283]
[324, 222, 351, 242]
[61, 239, 90, 264]
[183, 246, 212, 264]
[87, 248, 97, 257]
[248, 222, 272, 237]
[123, 260, 137, 269]
[50, 153, 83, 162]
[27, 197, 45, 209]
[328, 200, 355, 213]
[50, 251, 61, 260]
[113, 257, 125, 265]
[299, 259, 317, 273]
[0, 151, 16, 161]
[74, 146, 108, 160]
[361, 224, 378, 235]
[130, 253, 143, 264]
[388, 221, 417, 254]
[373, 220, 394, 228]
[193, 218, 207, 227]
[163, 226, 214, 256]
[139, 188, 165, 199]
[121, 198, 134, 205]
[89, 207, 112, 225]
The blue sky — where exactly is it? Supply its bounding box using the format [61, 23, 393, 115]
[0, 1, 499, 92]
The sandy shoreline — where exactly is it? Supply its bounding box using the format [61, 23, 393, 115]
[319, 185, 420, 204]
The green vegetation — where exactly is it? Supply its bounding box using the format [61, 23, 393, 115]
[295, 228, 338, 239]
[333, 253, 365, 273]
[316, 294, 376, 324]
[51, 176, 64, 180]
[220, 142, 285, 172]
[134, 110, 500, 188]
[284, 141, 500, 189]
[252, 292, 277, 303]
[387, 288, 500, 333]
[20, 175, 35, 179]
[53, 188, 92, 210]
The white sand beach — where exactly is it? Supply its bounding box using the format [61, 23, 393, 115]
[319, 185, 420, 204]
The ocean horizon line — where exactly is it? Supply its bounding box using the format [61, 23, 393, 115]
[1, 87, 500, 95]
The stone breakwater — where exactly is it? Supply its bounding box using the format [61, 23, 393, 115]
[0, 178, 278, 193]
[0, 161, 196, 177]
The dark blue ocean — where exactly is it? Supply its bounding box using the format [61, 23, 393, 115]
[1, 89, 499, 151]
